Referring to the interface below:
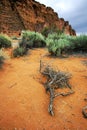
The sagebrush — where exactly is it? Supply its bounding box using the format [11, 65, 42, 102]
[0, 34, 12, 48]
[41, 26, 64, 37]
[13, 47, 27, 57]
[46, 33, 71, 56]
[0, 49, 9, 68]
[19, 31, 46, 48]
[46, 33, 87, 56]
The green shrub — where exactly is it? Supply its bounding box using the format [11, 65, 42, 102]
[46, 33, 87, 56]
[19, 31, 46, 48]
[41, 27, 52, 37]
[41, 26, 64, 37]
[0, 34, 12, 48]
[72, 35, 87, 51]
[0, 49, 9, 68]
[64, 35, 87, 52]
[46, 33, 71, 56]
[0, 56, 4, 68]
[13, 47, 27, 57]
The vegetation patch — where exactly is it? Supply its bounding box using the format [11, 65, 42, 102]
[0, 55, 4, 68]
[19, 31, 46, 49]
[0, 34, 12, 48]
[0, 49, 9, 68]
[46, 33, 71, 56]
[41, 25, 64, 37]
[71, 35, 87, 52]
[46, 33, 87, 57]
[13, 47, 27, 57]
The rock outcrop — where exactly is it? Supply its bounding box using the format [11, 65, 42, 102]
[0, 0, 76, 36]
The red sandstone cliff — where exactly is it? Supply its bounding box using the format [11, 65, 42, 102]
[0, 0, 76, 36]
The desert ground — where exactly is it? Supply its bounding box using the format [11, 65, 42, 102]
[0, 48, 87, 130]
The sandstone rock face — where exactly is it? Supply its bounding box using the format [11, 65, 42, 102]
[0, 0, 76, 36]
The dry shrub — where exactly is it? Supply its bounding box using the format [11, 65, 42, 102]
[40, 60, 74, 116]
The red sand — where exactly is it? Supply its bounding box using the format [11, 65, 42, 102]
[0, 48, 87, 130]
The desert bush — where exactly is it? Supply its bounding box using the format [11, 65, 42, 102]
[19, 31, 46, 48]
[0, 55, 4, 68]
[0, 34, 12, 48]
[72, 35, 87, 51]
[41, 27, 51, 37]
[64, 35, 87, 52]
[0, 49, 9, 68]
[13, 47, 27, 57]
[41, 26, 64, 37]
[46, 33, 87, 56]
[46, 33, 71, 56]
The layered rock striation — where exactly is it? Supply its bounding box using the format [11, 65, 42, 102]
[0, 0, 76, 36]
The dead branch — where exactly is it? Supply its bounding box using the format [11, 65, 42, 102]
[48, 87, 55, 116]
[54, 90, 74, 98]
[40, 60, 74, 116]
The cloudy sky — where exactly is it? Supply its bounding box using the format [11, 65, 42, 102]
[36, 0, 87, 34]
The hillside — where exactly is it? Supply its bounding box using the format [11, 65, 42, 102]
[0, 0, 76, 36]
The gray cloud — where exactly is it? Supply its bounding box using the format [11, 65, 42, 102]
[36, 0, 87, 34]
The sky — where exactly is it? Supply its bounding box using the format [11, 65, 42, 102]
[36, 0, 87, 34]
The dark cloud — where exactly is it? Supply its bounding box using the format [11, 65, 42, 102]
[63, 0, 87, 34]
[36, 0, 87, 34]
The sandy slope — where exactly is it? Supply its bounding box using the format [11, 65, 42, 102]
[0, 48, 87, 130]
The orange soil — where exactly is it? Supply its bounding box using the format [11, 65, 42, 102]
[0, 48, 87, 130]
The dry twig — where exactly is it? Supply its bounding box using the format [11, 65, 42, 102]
[40, 60, 74, 116]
